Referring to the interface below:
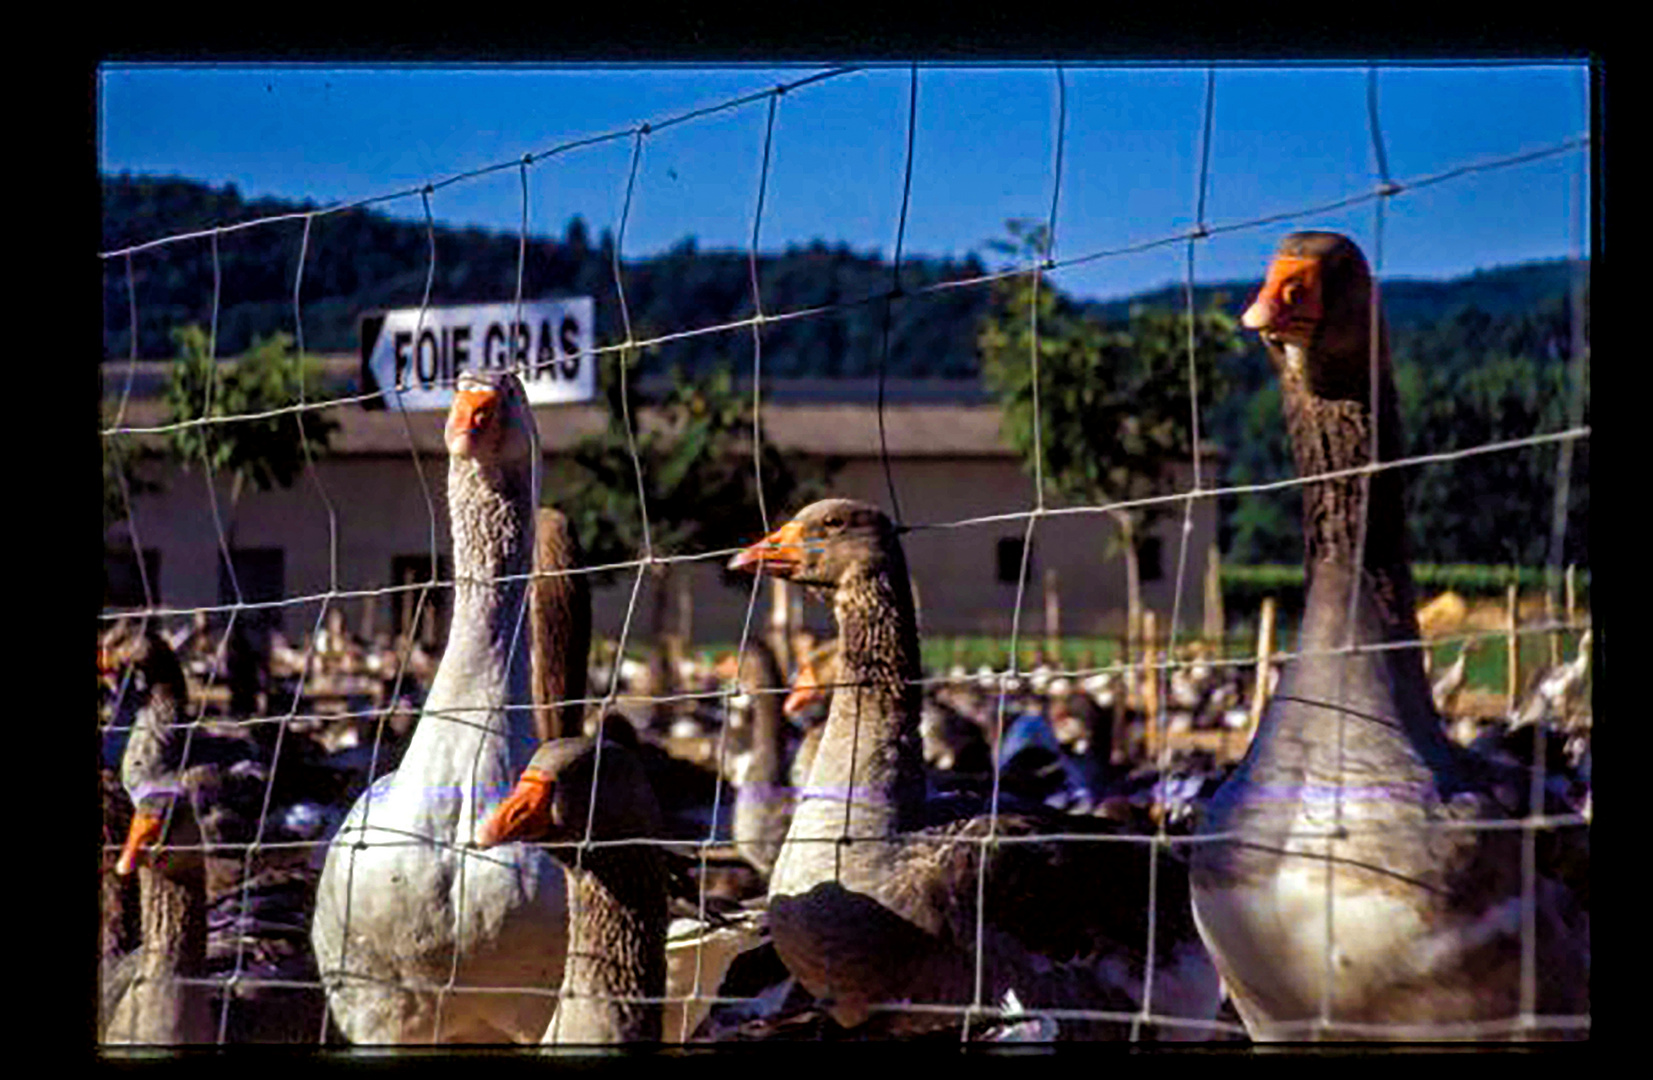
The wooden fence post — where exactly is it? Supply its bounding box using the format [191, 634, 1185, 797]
[769, 576, 793, 676]
[360, 590, 377, 644]
[1142, 610, 1159, 762]
[1546, 582, 1560, 668]
[1506, 583, 1521, 712]
[1203, 541, 1224, 647]
[1044, 567, 1061, 661]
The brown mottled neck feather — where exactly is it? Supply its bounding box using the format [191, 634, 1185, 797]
[833, 556, 928, 827]
[532, 508, 591, 742]
[551, 848, 669, 1044]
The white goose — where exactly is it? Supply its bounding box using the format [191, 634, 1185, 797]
[1190, 232, 1589, 1041]
[310, 370, 568, 1043]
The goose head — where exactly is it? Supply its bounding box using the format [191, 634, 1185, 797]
[115, 767, 213, 879]
[1242, 230, 1381, 401]
[100, 624, 189, 713]
[476, 735, 662, 850]
[727, 498, 900, 592]
[444, 368, 539, 469]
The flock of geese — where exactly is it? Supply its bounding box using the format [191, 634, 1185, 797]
[99, 232, 1590, 1046]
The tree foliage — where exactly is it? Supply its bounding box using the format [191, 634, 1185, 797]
[1400, 353, 1589, 567]
[560, 355, 838, 584]
[979, 220, 1246, 548]
[163, 324, 338, 509]
[101, 404, 162, 538]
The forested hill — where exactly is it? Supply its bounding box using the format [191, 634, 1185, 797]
[102, 173, 1585, 380]
[101, 174, 1588, 569]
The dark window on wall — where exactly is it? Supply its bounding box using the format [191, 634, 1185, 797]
[104, 548, 160, 608]
[219, 548, 286, 631]
[390, 554, 453, 648]
[1139, 536, 1164, 583]
[996, 537, 1031, 585]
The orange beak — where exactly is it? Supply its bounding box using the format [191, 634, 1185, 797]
[477, 768, 555, 848]
[445, 384, 499, 455]
[728, 519, 808, 577]
[784, 658, 822, 718]
[116, 808, 167, 876]
[1242, 253, 1322, 334]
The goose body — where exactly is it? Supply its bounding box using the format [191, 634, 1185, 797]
[311, 371, 568, 1043]
[1189, 233, 1589, 1040]
[731, 500, 1222, 1039]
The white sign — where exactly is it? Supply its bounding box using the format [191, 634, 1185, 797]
[361, 299, 596, 410]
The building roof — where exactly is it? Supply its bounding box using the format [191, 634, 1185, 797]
[100, 356, 1222, 461]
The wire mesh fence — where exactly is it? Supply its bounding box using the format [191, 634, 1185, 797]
[99, 62, 1592, 1046]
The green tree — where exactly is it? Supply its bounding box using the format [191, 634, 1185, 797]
[1400, 353, 1588, 567]
[561, 354, 836, 705]
[979, 220, 1246, 642]
[102, 404, 162, 539]
[163, 324, 338, 540]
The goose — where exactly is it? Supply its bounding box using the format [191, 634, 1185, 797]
[101, 766, 140, 1017]
[729, 499, 1223, 1040]
[562, 713, 774, 1043]
[311, 370, 569, 1044]
[100, 625, 218, 1044]
[1189, 232, 1589, 1041]
[1513, 629, 1592, 729]
[721, 638, 793, 878]
[477, 735, 669, 1044]
[531, 507, 591, 743]
[1431, 638, 1478, 716]
[104, 623, 353, 1044]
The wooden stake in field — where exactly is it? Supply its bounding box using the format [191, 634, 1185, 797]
[1142, 610, 1160, 762]
[1044, 567, 1061, 660]
[1245, 597, 1277, 750]
[1546, 582, 1560, 668]
[1506, 582, 1521, 712]
[768, 576, 793, 676]
[1203, 540, 1224, 647]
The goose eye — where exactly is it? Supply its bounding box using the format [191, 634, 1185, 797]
[823, 516, 843, 529]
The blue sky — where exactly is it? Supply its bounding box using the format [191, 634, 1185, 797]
[99, 63, 1591, 302]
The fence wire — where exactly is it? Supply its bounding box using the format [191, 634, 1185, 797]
[99, 63, 1592, 1046]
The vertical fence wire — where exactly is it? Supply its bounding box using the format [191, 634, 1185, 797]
[326, 185, 445, 1043]
[1135, 63, 1218, 1043]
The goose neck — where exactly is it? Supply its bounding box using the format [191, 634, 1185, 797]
[442, 457, 535, 682]
[1279, 350, 1410, 585]
[807, 564, 927, 828]
[136, 863, 207, 975]
[548, 850, 667, 1043]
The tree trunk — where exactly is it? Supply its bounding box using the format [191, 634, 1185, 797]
[649, 562, 676, 728]
[1115, 512, 1143, 666]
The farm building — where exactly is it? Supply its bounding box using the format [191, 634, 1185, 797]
[102, 356, 1220, 647]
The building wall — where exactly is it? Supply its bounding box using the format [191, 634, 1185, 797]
[108, 449, 1216, 647]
